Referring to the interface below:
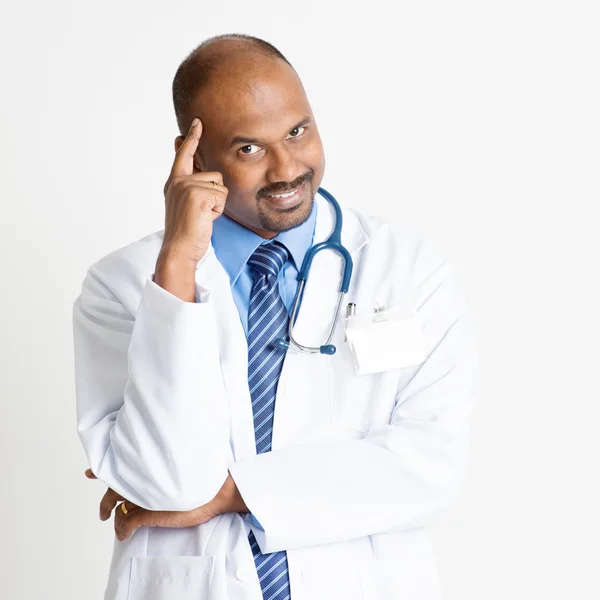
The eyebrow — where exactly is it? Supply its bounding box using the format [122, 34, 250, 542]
[229, 117, 312, 148]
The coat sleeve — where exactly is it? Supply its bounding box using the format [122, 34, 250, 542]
[72, 264, 231, 511]
[229, 236, 478, 553]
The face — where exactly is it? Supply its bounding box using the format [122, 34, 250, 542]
[175, 57, 326, 238]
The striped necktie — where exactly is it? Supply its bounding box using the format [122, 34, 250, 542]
[246, 240, 292, 600]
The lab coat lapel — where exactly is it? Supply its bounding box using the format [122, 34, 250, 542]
[195, 247, 258, 463]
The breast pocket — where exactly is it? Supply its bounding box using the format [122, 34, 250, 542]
[127, 556, 215, 600]
[344, 305, 427, 375]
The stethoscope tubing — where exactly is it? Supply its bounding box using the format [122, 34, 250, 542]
[274, 186, 353, 355]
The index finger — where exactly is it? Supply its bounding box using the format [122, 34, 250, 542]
[170, 117, 202, 178]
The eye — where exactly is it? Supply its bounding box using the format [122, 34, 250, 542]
[287, 126, 306, 139]
[238, 144, 262, 156]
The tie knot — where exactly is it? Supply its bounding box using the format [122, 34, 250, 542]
[248, 241, 289, 278]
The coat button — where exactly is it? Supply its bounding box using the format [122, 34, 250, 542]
[236, 565, 254, 582]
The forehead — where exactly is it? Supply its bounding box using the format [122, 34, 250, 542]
[192, 59, 313, 146]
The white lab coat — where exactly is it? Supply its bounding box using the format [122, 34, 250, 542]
[72, 192, 477, 600]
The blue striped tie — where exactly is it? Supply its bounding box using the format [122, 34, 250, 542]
[246, 241, 292, 600]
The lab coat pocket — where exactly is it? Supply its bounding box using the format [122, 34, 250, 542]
[345, 304, 427, 375]
[127, 555, 215, 600]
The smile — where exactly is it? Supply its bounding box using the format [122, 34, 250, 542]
[265, 186, 302, 199]
[263, 183, 306, 207]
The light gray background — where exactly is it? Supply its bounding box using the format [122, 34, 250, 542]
[1, 1, 598, 598]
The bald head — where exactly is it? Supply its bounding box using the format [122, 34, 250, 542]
[172, 34, 295, 135]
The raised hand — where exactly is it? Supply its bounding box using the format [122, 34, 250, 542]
[160, 117, 228, 266]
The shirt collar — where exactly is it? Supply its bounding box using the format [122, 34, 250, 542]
[211, 198, 317, 287]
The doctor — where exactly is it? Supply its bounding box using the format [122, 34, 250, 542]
[73, 33, 477, 600]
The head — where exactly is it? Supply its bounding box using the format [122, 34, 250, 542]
[172, 34, 326, 239]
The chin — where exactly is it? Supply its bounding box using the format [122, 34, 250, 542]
[259, 191, 314, 233]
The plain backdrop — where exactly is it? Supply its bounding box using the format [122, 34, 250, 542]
[1, 1, 598, 598]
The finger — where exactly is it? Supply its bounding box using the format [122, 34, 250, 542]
[116, 504, 148, 541]
[100, 488, 125, 521]
[114, 502, 129, 540]
[168, 179, 227, 200]
[170, 117, 203, 179]
[84, 468, 97, 479]
[211, 190, 227, 220]
[186, 171, 225, 187]
[114, 503, 128, 540]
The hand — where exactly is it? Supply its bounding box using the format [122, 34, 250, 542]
[84, 469, 249, 541]
[113, 499, 220, 542]
[84, 468, 129, 522]
[160, 117, 228, 266]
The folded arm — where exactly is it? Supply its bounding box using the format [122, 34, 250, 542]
[229, 240, 478, 553]
[73, 265, 231, 511]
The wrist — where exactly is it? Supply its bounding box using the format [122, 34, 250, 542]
[153, 250, 199, 302]
[156, 247, 200, 273]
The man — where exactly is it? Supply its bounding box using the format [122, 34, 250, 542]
[73, 33, 477, 600]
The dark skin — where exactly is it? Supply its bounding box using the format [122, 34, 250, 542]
[88, 41, 327, 541]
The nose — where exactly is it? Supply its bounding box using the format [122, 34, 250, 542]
[265, 146, 299, 186]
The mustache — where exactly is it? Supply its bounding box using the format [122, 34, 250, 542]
[258, 169, 314, 198]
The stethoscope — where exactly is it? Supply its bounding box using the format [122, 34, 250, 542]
[274, 187, 353, 355]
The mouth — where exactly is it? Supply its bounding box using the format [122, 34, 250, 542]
[262, 182, 306, 209]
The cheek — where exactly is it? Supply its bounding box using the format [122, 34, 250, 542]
[303, 134, 325, 165]
[304, 142, 325, 177]
[219, 161, 260, 193]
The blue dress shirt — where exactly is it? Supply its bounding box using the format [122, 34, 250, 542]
[211, 200, 317, 335]
[211, 199, 318, 529]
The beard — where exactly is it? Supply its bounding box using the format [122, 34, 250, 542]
[256, 170, 315, 233]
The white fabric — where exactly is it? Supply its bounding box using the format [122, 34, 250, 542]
[344, 305, 427, 374]
[72, 193, 478, 600]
